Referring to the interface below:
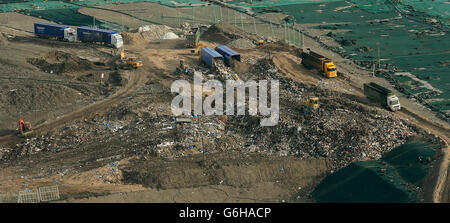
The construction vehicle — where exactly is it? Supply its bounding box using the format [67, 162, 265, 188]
[120, 50, 143, 69]
[301, 48, 337, 78]
[256, 39, 264, 47]
[364, 82, 401, 111]
[176, 59, 193, 75]
[18, 118, 33, 137]
[303, 97, 319, 109]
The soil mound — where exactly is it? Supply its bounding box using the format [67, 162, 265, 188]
[27, 50, 93, 74]
[228, 38, 255, 49]
[201, 22, 246, 44]
[121, 32, 145, 45]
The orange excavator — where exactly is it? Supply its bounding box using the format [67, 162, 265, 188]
[18, 118, 33, 137]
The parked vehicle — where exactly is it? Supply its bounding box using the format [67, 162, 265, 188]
[34, 22, 76, 42]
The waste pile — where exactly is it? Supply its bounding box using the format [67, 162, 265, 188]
[0, 59, 443, 171]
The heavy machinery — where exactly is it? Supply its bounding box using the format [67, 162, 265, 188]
[364, 82, 401, 111]
[303, 97, 319, 109]
[18, 118, 33, 137]
[301, 48, 337, 78]
[256, 39, 264, 47]
[120, 50, 143, 69]
[176, 59, 193, 75]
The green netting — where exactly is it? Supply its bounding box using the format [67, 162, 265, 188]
[1, 0, 448, 116]
[312, 142, 437, 203]
[228, 0, 342, 7]
[251, 0, 449, 117]
[0, 0, 205, 12]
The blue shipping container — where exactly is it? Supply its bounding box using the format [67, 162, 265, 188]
[77, 26, 117, 44]
[34, 22, 69, 38]
[215, 45, 241, 67]
[201, 47, 223, 68]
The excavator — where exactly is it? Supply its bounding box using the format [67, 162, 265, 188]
[18, 118, 33, 137]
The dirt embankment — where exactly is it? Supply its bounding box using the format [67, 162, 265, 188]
[61, 153, 331, 203]
[122, 153, 330, 192]
[27, 50, 94, 74]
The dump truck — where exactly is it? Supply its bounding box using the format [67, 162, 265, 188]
[301, 48, 337, 78]
[34, 22, 76, 42]
[364, 82, 401, 111]
[77, 26, 123, 48]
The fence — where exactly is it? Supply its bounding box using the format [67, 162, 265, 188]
[15, 186, 60, 203]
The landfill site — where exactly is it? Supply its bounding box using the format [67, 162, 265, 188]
[0, 0, 449, 203]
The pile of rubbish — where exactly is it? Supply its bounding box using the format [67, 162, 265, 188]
[2, 58, 442, 171]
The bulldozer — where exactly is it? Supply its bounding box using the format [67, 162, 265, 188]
[110, 49, 143, 70]
[121, 50, 143, 69]
[303, 97, 319, 109]
[18, 118, 33, 137]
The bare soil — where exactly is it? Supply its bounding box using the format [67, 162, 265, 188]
[0, 6, 448, 203]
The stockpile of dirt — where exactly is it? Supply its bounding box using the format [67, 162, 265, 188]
[123, 25, 179, 45]
[121, 32, 145, 45]
[27, 51, 94, 74]
[201, 22, 246, 44]
[0, 84, 85, 114]
[121, 153, 330, 191]
[228, 38, 256, 49]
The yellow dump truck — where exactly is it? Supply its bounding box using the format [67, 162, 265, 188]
[301, 48, 337, 78]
